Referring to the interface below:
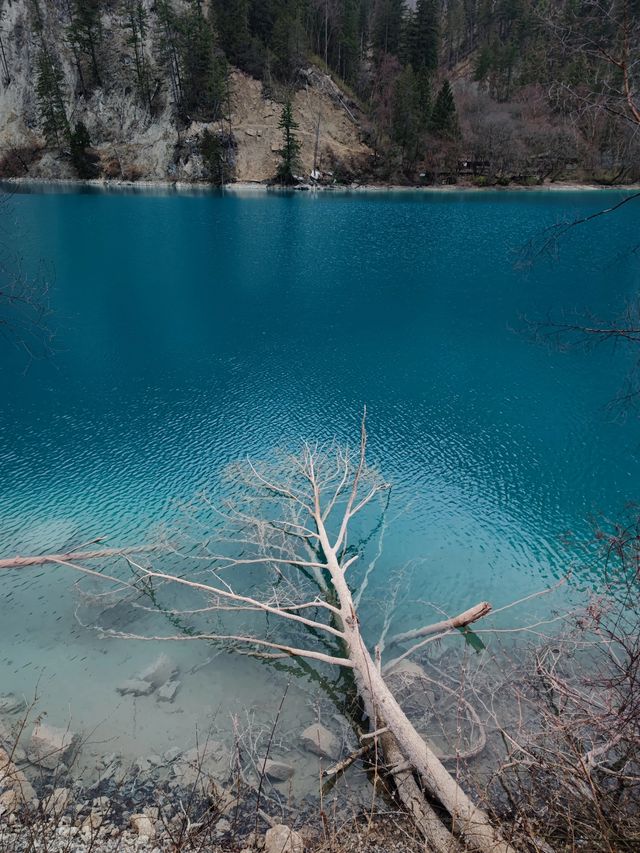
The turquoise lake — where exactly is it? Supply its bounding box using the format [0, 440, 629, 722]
[1, 185, 639, 769]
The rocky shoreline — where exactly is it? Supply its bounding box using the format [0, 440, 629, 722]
[0, 653, 373, 853]
[3, 175, 640, 196]
[0, 722, 414, 853]
[0, 714, 353, 853]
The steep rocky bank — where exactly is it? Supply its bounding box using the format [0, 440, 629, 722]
[0, 0, 370, 184]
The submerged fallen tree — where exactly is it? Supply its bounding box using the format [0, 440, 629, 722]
[2, 416, 509, 852]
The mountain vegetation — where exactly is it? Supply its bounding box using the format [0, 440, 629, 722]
[1, 0, 638, 185]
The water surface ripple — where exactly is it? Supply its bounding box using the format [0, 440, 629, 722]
[1, 187, 639, 761]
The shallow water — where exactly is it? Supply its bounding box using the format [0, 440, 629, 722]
[1, 185, 639, 773]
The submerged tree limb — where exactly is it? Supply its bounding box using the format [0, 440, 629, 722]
[0, 544, 153, 569]
[389, 601, 493, 647]
[4, 417, 515, 852]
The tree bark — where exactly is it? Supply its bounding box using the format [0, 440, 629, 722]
[379, 728, 464, 853]
[389, 602, 493, 647]
[315, 523, 514, 853]
[0, 546, 151, 569]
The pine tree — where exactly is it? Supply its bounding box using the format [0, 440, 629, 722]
[178, 4, 227, 121]
[69, 121, 98, 178]
[276, 99, 302, 184]
[35, 47, 69, 146]
[409, 0, 439, 73]
[372, 0, 405, 57]
[121, 0, 152, 112]
[200, 128, 235, 185]
[337, 0, 360, 84]
[389, 63, 432, 170]
[430, 80, 459, 138]
[214, 0, 251, 68]
[154, 0, 183, 109]
[270, 3, 306, 82]
[67, 0, 103, 87]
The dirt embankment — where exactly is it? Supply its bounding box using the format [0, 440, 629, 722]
[230, 69, 370, 183]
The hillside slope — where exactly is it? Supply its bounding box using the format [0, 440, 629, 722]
[0, 0, 370, 183]
[1, 0, 637, 186]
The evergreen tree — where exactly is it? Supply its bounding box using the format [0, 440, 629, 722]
[154, 0, 183, 108]
[276, 98, 301, 184]
[121, 0, 152, 111]
[270, 2, 307, 82]
[69, 121, 99, 178]
[67, 0, 103, 87]
[200, 128, 235, 185]
[430, 80, 459, 138]
[35, 47, 69, 146]
[408, 0, 439, 72]
[337, 0, 360, 83]
[214, 0, 252, 68]
[391, 65, 430, 168]
[178, 4, 227, 121]
[372, 0, 405, 57]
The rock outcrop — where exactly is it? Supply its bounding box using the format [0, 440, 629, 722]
[0, 1, 371, 185]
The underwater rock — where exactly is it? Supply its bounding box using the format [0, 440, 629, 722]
[163, 747, 182, 763]
[157, 680, 180, 703]
[116, 678, 155, 697]
[0, 719, 12, 750]
[136, 654, 178, 688]
[386, 659, 436, 704]
[172, 743, 231, 791]
[27, 722, 80, 770]
[300, 723, 340, 761]
[134, 756, 151, 773]
[260, 758, 295, 782]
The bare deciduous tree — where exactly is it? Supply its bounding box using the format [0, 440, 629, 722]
[546, 0, 640, 131]
[1, 415, 513, 853]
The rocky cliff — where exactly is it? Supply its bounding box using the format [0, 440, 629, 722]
[0, 0, 371, 183]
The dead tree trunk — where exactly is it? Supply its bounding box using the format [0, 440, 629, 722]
[2, 417, 509, 851]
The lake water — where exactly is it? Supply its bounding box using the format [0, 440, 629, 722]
[1, 185, 639, 782]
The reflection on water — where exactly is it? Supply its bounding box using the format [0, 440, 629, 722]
[1, 186, 639, 765]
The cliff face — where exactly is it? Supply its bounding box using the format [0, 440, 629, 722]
[0, 0, 371, 183]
